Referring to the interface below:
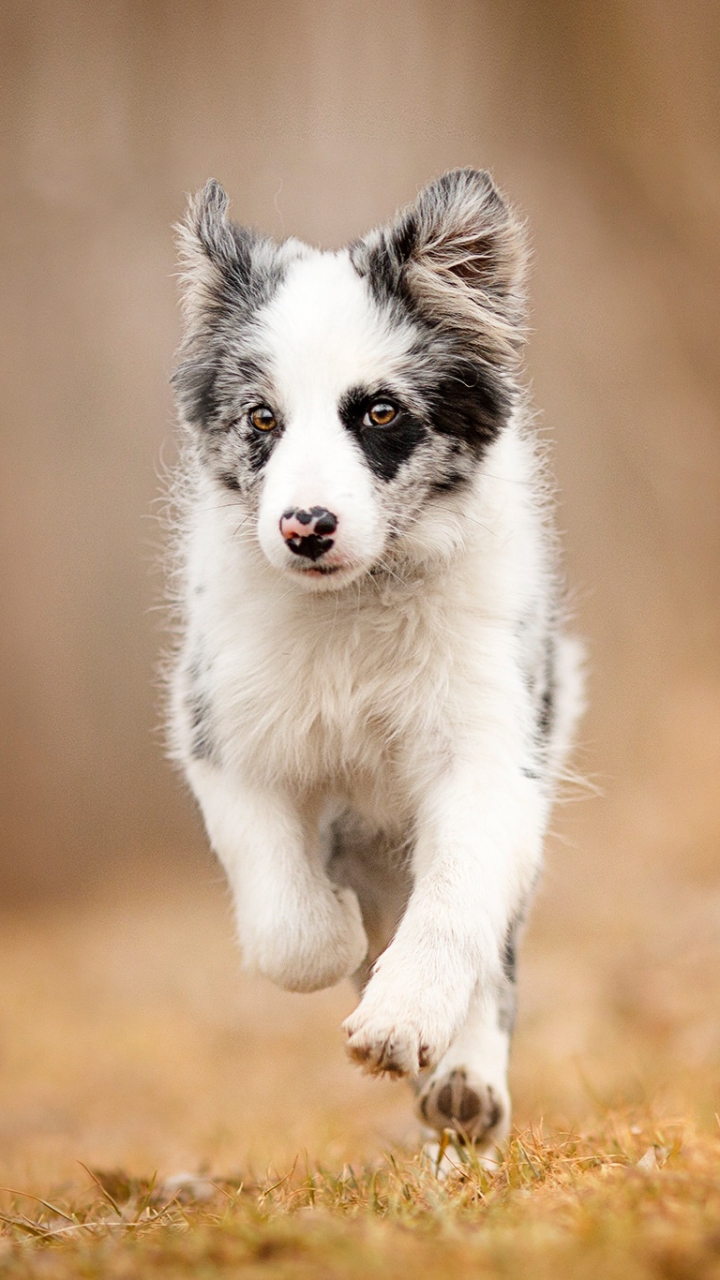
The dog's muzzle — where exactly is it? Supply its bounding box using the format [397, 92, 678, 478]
[279, 507, 338, 562]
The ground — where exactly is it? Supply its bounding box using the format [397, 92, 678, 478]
[0, 798, 719, 1278]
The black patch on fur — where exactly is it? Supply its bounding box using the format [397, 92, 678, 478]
[172, 359, 220, 428]
[430, 471, 470, 495]
[501, 926, 517, 986]
[351, 237, 405, 309]
[538, 685, 554, 738]
[247, 423, 279, 473]
[339, 388, 427, 482]
[185, 660, 216, 762]
[339, 352, 509, 485]
[537, 639, 556, 741]
[173, 354, 269, 432]
[497, 915, 523, 1035]
[220, 471, 240, 491]
[422, 355, 511, 454]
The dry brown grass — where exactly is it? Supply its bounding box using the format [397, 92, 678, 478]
[1, 1120, 719, 1278]
[0, 820, 719, 1278]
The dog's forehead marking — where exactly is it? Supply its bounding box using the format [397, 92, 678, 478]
[257, 250, 415, 411]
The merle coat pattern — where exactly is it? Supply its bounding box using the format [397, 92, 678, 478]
[168, 170, 583, 1153]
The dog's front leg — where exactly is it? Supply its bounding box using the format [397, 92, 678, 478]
[187, 761, 368, 992]
[343, 717, 546, 1076]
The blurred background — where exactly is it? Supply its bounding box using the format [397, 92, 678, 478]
[0, 0, 718, 1183]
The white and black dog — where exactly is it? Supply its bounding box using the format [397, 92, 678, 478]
[168, 169, 583, 1154]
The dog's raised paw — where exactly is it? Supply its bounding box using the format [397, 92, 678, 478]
[417, 1068, 509, 1145]
[343, 967, 466, 1077]
[343, 1015, 432, 1077]
[342, 999, 450, 1077]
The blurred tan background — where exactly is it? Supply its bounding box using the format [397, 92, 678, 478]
[0, 0, 719, 1184]
[2, 0, 719, 897]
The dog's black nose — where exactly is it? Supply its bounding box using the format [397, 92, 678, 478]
[279, 507, 337, 561]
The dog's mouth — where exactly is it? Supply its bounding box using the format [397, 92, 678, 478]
[285, 556, 367, 588]
[291, 561, 345, 578]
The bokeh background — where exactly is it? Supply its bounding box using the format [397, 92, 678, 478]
[1, 0, 719, 1184]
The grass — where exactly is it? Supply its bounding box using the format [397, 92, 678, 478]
[1, 1117, 720, 1278]
[0, 815, 719, 1279]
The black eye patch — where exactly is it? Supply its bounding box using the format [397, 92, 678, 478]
[338, 388, 426, 482]
[423, 357, 512, 453]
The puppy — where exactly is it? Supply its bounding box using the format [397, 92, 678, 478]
[168, 170, 583, 1153]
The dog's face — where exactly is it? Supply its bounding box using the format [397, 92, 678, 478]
[173, 170, 527, 589]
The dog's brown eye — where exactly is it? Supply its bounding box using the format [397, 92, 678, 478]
[250, 406, 277, 432]
[364, 402, 397, 427]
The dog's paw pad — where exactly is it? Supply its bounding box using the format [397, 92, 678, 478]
[418, 1069, 506, 1143]
[436, 1079, 481, 1123]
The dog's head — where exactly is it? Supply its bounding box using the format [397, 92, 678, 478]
[173, 170, 527, 589]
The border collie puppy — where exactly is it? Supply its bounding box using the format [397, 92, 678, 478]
[168, 170, 583, 1154]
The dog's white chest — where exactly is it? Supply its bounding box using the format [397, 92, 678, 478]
[200, 572, 452, 817]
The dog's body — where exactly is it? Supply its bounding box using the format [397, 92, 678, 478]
[168, 170, 583, 1151]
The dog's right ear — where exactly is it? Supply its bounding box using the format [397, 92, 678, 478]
[175, 179, 258, 328]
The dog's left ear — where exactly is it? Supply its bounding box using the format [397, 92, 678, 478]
[353, 169, 527, 345]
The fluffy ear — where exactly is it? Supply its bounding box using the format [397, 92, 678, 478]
[175, 179, 257, 327]
[187, 178, 236, 263]
[353, 169, 528, 359]
[175, 179, 308, 334]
